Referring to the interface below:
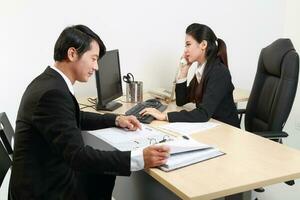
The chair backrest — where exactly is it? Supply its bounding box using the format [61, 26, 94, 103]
[245, 39, 299, 133]
[0, 112, 14, 154]
[0, 130, 12, 187]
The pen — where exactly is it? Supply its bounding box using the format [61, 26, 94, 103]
[159, 139, 167, 143]
[182, 135, 189, 140]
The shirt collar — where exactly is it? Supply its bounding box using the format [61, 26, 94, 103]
[196, 61, 206, 76]
[50, 65, 75, 95]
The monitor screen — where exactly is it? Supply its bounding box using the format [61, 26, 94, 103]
[95, 49, 123, 111]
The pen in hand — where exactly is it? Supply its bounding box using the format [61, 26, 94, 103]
[182, 135, 189, 140]
[159, 139, 167, 143]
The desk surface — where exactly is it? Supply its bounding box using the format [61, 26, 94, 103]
[79, 89, 300, 200]
[232, 88, 250, 103]
[147, 120, 300, 200]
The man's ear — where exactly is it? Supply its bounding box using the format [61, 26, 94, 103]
[200, 40, 208, 51]
[67, 47, 78, 62]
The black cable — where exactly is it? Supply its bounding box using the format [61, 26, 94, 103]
[87, 97, 97, 104]
[79, 97, 97, 110]
[79, 103, 96, 110]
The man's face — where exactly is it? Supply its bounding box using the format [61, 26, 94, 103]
[73, 40, 99, 82]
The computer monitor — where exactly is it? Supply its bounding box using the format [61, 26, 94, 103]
[95, 49, 123, 111]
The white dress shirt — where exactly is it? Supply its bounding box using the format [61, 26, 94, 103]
[51, 66, 75, 95]
[51, 66, 144, 171]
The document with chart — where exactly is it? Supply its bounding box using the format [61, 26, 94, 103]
[87, 124, 173, 151]
[87, 124, 224, 171]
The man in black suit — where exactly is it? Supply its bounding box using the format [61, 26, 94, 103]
[9, 25, 170, 200]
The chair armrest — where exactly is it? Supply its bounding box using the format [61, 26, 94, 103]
[237, 109, 246, 124]
[253, 131, 288, 139]
[237, 109, 246, 114]
[0, 129, 13, 154]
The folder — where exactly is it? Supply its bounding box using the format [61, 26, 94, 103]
[157, 139, 225, 172]
[87, 126, 225, 171]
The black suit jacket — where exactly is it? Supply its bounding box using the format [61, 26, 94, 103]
[168, 59, 240, 127]
[10, 67, 131, 200]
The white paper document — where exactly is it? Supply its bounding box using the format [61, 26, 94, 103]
[157, 139, 211, 154]
[156, 138, 224, 171]
[159, 122, 220, 136]
[160, 147, 224, 171]
[88, 124, 174, 151]
[87, 124, 224, 171]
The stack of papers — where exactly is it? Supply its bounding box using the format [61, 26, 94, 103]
[87, 124, 224, 171]
[88, 125, 175, 151]
[156, 139, 224, 171]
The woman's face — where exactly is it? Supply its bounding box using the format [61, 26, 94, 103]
[184, 34, 207, 64]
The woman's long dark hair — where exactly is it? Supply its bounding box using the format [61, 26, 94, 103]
[185, 23, 228, 103]
[186, 23, 228, 67]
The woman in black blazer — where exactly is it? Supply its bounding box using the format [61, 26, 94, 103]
[141, 23, 239, 127]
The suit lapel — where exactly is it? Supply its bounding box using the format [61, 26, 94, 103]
[69, 92, 81, 128]
[44, 66, 81, 128]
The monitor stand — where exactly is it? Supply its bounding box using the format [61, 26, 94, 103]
[96, 100, 122, 111]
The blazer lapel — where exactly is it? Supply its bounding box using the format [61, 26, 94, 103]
[44, 66, 81, 128]
[69, 92, 81, 128]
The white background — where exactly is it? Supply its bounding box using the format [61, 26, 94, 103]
[0, 0, 300, 199]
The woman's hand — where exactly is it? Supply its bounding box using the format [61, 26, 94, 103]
[139, 108, 168, 121]
[178, 55, 193, 79]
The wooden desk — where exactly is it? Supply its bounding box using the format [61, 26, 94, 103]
[82, 118, 300, 200]
[145, 121, 300, 199]
[233, 88, 250, 103]
[80, 89, 300, 200]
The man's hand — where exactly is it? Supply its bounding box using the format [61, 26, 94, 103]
[143, 145, 170, 168]
[116, 115, 141, 131]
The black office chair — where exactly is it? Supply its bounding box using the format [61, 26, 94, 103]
[0, 112, 14, 155]
[238, 38, 299, 192]
[1, 129, 13, 200]
[0, 129, 12, 187]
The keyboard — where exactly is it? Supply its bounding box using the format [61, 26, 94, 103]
[125, 99, 167, 124]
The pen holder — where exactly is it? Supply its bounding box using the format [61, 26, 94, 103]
[126, 81, 143, 103]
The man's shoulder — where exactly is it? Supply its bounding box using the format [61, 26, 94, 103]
[20, 68, 69, 107]
[28, 68, 68, 93]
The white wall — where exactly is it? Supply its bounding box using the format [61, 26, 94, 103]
[0, 0, 299, 199]
[283, 0, 300, 149]
[0, 0, 286, 123]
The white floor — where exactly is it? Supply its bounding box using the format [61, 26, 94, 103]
[252, 179, 300, 200]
